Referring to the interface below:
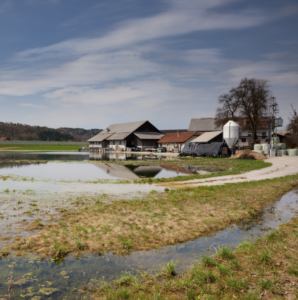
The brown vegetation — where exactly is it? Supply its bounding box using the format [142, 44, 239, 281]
[231, 149, 268, 160]
[89, 216, 298, 299]
[8, 175, 298, 260]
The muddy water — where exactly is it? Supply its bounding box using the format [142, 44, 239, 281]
[0, 190, 297, 299]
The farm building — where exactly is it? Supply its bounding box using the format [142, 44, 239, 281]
[88, 120, 163, 151]
[157, 132, 200, 152]
[188, 118, 221, 132]
[191, 131, 223, 144]
[0, 137, 11, 141]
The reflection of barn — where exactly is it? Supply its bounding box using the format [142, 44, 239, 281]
[89, 152, 128, 161]
[126, 166, 162, 177]
[90, 163, 162, 179]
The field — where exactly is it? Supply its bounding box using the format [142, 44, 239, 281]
[0, 143, 87, 151]
[7, 175, 298, 259]
[88, 215, 298, 300]
[1, 149, 297, 299]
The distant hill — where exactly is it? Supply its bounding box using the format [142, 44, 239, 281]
[58, 127, 102, 141]
[0, 122, 102, 141]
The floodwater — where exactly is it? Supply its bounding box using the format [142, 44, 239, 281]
[0, 151, 212, 181]
[0, 189, 297, 299]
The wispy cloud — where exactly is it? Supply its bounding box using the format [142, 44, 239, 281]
[1, 0, 297, 128]
[16, 0, 281, 60]
[19, 103, 48, 109]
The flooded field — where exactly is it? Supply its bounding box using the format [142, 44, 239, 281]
[0, 152, 297, 299]
[0, 188, 297, 299]
[0, 151, 212, 181]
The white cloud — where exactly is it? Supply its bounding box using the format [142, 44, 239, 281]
[15, 0, 277, 60]
[19, 103, 48, 109]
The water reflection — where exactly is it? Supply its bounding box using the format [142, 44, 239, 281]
[0, 152, 199, 180]
[0, 151, 167, 162]
[0, 190, 297, 299]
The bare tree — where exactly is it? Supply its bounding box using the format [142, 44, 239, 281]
[215, 93, 240, 128]
[233, 78, 269, 143]
[215, 78, 270, 145]
[286, 104, 298, 147]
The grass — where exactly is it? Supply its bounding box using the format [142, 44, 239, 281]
[215, 246, 234, 260]
[85, 216, 298, 299]
[10, 174, 298, 258]
[131, 157, 271, 184]
[0, 143, 87, 152]
[288, 269, 298, 277]
[164, 260, 177, 276]
[202, 255, 218, 267]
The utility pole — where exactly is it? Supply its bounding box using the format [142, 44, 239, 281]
[267, 97, 283, 151]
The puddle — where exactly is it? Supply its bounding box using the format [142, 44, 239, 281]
[0, 189, 297, 299]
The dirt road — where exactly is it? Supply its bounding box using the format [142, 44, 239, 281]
[161, 156, 298, 188]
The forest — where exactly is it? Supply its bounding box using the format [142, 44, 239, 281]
[0, 122, 102, 141]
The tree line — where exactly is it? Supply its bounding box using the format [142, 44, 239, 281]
[0, 122, 102, 141]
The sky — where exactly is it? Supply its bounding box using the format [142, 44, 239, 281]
[0, 0, 297, 130]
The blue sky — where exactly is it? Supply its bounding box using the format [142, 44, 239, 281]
[0, 0, 297, 129]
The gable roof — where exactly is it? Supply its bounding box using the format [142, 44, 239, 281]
[88, 133, 112, 142]
[157, 132, 197, 143]
[107, 132, 131, 140]
[188, 118, 221, 132]
[192, 131, 222, 143]
[134, 132, 164, 140]
[101, 120, 148, 134]
[88, 120, 161, 142]
[0, 137, 10, 141]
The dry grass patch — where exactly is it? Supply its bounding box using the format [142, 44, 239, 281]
[88, 217, 298, 300]
[9, 175, 298, 259]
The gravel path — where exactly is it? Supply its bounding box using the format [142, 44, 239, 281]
[162, 157, 298, 188]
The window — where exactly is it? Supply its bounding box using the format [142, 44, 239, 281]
[248, 132, 251, 137]
[242, 138, 246, 142]
[262, 132, 266, 138]
[243, 119, 246, 125]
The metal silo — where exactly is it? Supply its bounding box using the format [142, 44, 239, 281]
[223, 121, 240, 149]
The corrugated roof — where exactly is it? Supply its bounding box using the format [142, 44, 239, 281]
[134, 132, 164, 140]
[192, 131, 223, 143]
[88, 120, 161, 142]
[188, 118, 221, 132]
[160, 129, 188, 134]
[88, 133, 112, 142]
[157, 132, 197, 143]
[100, 120, 147, 134]
[106, 132, 131, 140]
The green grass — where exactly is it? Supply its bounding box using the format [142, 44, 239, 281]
[287, 268, 298, 277]
[237, 241, 254, 253]
[164, 260, 177, 276]
[201, 255, 218, 267]
[215, 246, 234, 260]
[134, 158, 271, 183]
[258, 279, 273, 290]
[0, 143, 87, 152]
